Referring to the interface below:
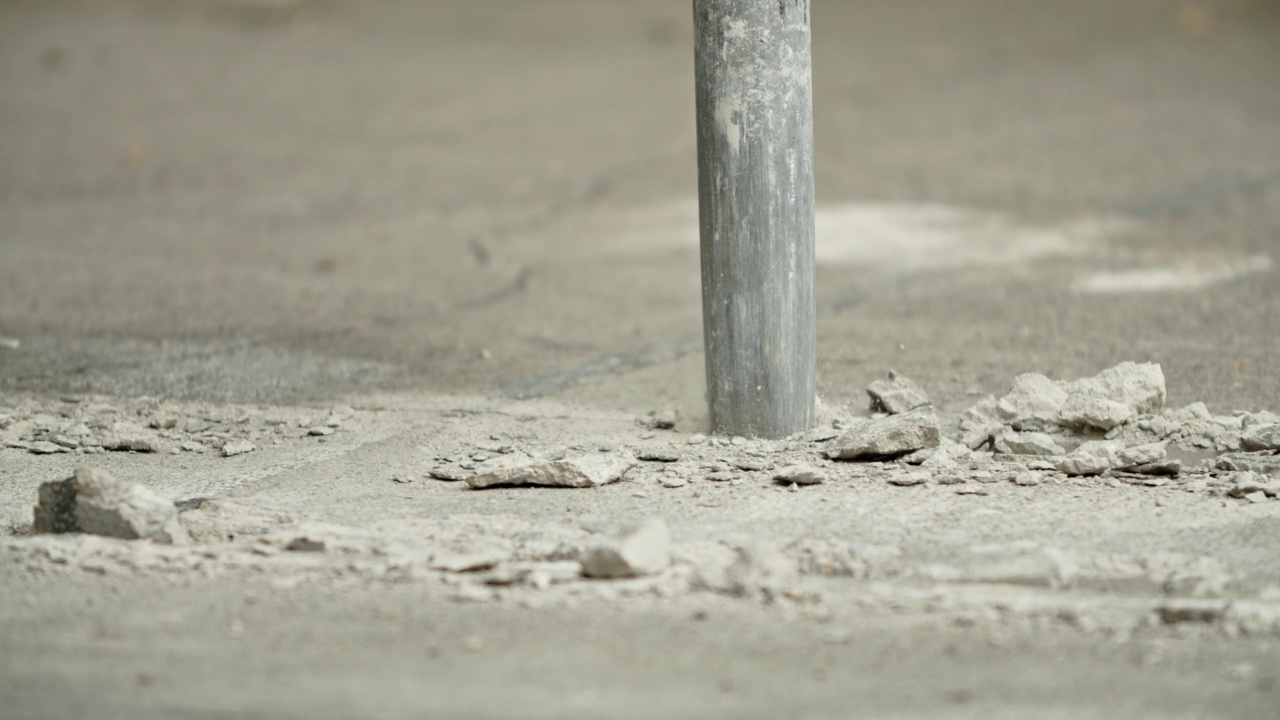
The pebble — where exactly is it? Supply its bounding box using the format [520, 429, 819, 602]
[660, 476, 688, 488]
[773, 464, 826, 486]
[308, 426, 335, 437]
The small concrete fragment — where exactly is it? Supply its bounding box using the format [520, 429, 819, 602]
[866, 371, 931, 415]
[826, 406, 940, 461]
[221, 439, 256, 457]
[887, 472, 929, 487]
[580, 517, 671, 578]
[991, 427, 1065, 456]
[1241, 424, 1280, 452]
[773, 464, 826, 486]
[466, 454, 636, 489]
[33, 467, 187, 544]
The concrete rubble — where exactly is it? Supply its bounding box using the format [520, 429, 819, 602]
[580, 517, 671, 578]
[466, 454, 637, 489]
[4, 359, 1280, 641]
[825, 406, 940, 460]
[33, 467, 188, 544]
[772, 464, 826, 486]
[866, 370, 931, 415]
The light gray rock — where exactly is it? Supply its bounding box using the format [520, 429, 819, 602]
[1115, 442, 1167, 468]
[221, 439, 256, 457]
[1065, 362, 1166, 416]
[826, 406, 940, 461]
[177, 497, 295, 543]
[1056, 440, 1126, 476]
[866, 370, 931, 415]
[773, 464, 826, 486]
[101, 436, 162, 453]
[33, 467, 187, 544]
[887, 472, 929, 487]
[466, 454, 636, 489]
[922, 439, 974, 471]
[1057, 394, 1132, 431]
[981, 363, 1166, 434]
[995, 373, 1069, 431]
[1241, 424, 1280, 452]
[28, 440, 70, 455]
[1126, 460, 1182, 476]
[1226, 472, 1280, 499]
[991, 427, 1065, 456]
[959, 422, 999, 450]
[580, 517, 670, 578]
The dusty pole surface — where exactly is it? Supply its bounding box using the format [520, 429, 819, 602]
[694, 0, 816, 438]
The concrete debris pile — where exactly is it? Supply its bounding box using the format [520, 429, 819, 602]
[0, 396, 355, 456]
[948, 362, 1279, 481]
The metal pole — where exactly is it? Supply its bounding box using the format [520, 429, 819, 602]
[693, 0, 816, 438]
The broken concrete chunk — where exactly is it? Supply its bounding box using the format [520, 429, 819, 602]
[33, 467, 187, 544]
[1057, 394, 1132, 431]
[1056, 440, 1125, 476]
[773, 464, 826, 486]
[826, 406, 940, 461]
[991, 427, 1065, 456]
[221, 439, 256, 457]
[1115, 441, 1167, 468]
[1241, 424, 1280, 452]
[866, 370, 931, 415]
[466, 454, 636, 489]
[996, 373, 1069, 431]
[580, 517, 670, 578]
[979, 362, 1166, 434]
[101, 436, 162, 453]
[1065, 361, 1166, 416]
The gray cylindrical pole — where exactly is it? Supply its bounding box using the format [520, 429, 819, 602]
[693, 0, 816, 438]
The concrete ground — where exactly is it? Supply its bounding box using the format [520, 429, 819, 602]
[2, 0, 1279, 718]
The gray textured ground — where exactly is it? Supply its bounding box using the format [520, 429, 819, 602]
[2, 1, 1279, 718]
